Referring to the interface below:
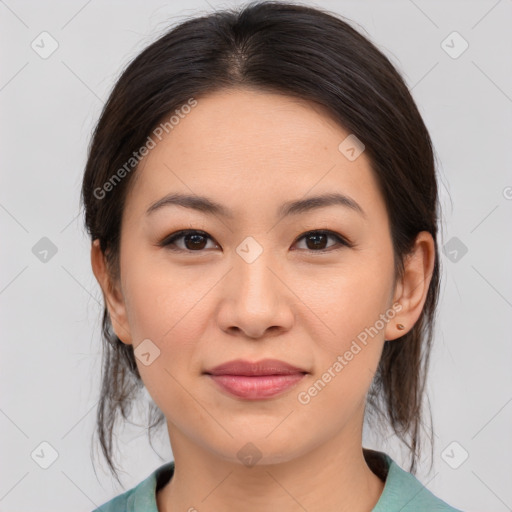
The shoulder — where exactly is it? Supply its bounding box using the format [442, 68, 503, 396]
[367, 449, 464, 512]
[91, 488, 133, 512]
[91, 461, 175, 512]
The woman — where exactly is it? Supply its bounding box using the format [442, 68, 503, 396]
[82, 1, 463, 510]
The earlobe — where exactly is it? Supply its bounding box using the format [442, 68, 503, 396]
[90, 239, 133, 345]
[385, 231, 436, 341]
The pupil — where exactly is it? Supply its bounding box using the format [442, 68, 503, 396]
[186, 234, 206, 250]
[307, 233, 326, 250]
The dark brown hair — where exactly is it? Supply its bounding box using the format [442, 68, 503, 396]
[81, 0, 441, 484]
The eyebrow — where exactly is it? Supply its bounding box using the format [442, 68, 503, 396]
[145, 192, 366, 219]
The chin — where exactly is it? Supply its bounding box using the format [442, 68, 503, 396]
[202, 430, 312, 468]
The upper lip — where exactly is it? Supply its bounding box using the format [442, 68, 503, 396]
[205, 359, 308, 376]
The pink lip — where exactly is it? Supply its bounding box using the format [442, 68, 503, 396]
[205, 359, 308, 400]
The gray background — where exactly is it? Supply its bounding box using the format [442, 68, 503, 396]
[1, 0, 511, 510]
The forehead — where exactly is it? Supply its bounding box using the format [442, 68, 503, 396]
[123, 88, 386, 224]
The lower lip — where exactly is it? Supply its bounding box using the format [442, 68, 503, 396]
[208, 373, 306, 399]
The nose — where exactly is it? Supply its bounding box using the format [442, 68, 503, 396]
[216, 249, 295, 340]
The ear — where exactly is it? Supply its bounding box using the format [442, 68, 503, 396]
[90, 239, 133, 345]
[385, 231, 436, 341]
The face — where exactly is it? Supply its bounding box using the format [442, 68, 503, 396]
[100, 88, 405, 465]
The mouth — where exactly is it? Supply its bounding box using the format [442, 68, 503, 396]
[204, 359, 308, 400]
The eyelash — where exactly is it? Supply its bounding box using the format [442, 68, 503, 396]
[159, 229, 353, 253]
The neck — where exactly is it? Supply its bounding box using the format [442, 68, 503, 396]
[157, 423, 385, 512]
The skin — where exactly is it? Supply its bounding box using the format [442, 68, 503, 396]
[91, 87, 435, 512]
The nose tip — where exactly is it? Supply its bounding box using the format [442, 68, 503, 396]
[217, 255, 295, 339]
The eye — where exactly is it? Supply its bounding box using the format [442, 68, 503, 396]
[293, 230, 352, 252]
[159, 229, 352, 253]
[160, 230, 218, 251]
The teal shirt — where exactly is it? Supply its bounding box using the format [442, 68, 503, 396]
[92, 450, 463, 511]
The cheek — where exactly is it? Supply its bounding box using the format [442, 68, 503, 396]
[294, 271, 391, 423]
[301, 258, 394, 410]
[126, 286, 204, 427]
[122, 251, 212, 345]
[121, 256, 215, 404]
[306, 258, 394, 351]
